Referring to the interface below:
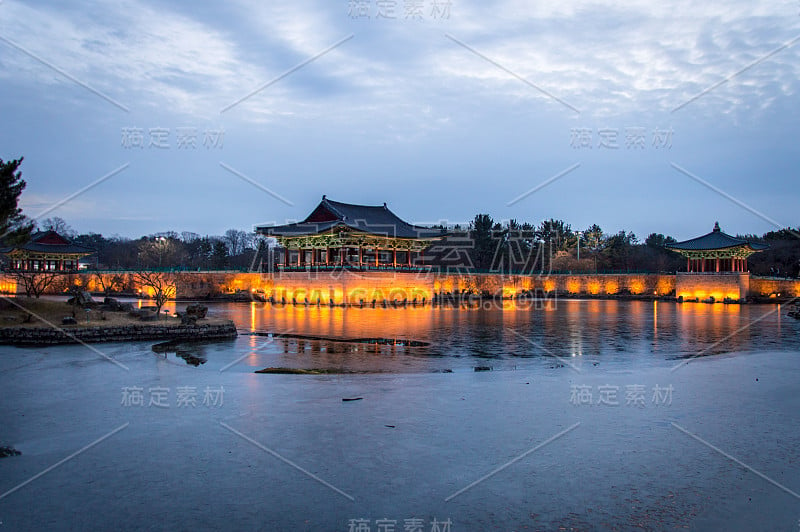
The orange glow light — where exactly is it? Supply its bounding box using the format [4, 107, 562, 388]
[629, 279, 644, 295]
[566, 278, 581, 294]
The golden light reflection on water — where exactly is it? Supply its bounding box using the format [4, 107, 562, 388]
[221, 299, 789, 373]
[242, 299, 757, 339]
[653, 300, 658, 340]
[248, 303, 436, 340]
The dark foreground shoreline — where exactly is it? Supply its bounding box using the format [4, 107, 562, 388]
[0, 320, 238, 346]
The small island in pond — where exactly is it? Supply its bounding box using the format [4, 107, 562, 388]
[0, 295, 237, 345]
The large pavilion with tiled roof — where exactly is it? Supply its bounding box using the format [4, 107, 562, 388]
[0, 230, 93, 272]
[256, 196, 446, 269]
[666, 222, 768, 273]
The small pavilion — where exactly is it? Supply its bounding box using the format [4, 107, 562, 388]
[666, 222, 767, 273]
[256, 196, 446, 269]
[0, 230, 93, 271]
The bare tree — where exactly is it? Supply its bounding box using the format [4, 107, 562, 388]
[39, 217, 76, 238]
[223, 229, 251, 257]
[137, 237, 186, 269]
[92, 272, 124, 294]
[11, 271, 62, 298]
[180, 231, 200, 243]
[132, 271, 175, 314]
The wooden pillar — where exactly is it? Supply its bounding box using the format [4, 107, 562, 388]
[392, 249, 397, 268]
[715, 257, 719, 272]
[358, 246, 363, 268]
[407, 249, 412, 267]
[284, 249, 289, 268]
[687, 258, 690, 272]
[375, 248, 379, 267]
[340, 247, 346, 265]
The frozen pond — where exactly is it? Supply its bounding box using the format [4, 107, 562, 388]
[0, 299, 799, 530]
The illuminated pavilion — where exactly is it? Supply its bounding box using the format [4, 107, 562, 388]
[666, 222, 767, 273]
[0, 230, 93, 271]
[256, 196, 447, 269]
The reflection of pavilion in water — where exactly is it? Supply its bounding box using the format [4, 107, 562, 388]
[242, 298, 765, 366]
[532, 300, 753, 361]
[556, 300, 750, 359]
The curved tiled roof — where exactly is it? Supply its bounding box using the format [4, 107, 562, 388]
[257, 196, 446, 240]
[666, 222, 768, 251]
[0, 230, 94, 255]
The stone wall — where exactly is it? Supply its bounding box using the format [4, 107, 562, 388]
[185, 271, 677, 304]
[4, 270, 796, 304]
[0, 321, 238, 345]
[266, 271, 432, 305]
[446, 273, 677, 297]
[749, 277, 800, 298]
[675, 272, 750, 301]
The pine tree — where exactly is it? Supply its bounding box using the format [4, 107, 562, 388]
[0, 157, 34, 245]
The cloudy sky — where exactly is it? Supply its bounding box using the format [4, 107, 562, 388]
[0, 0, 798, 240]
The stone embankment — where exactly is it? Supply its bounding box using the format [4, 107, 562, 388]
[0, 321, 237, 345]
